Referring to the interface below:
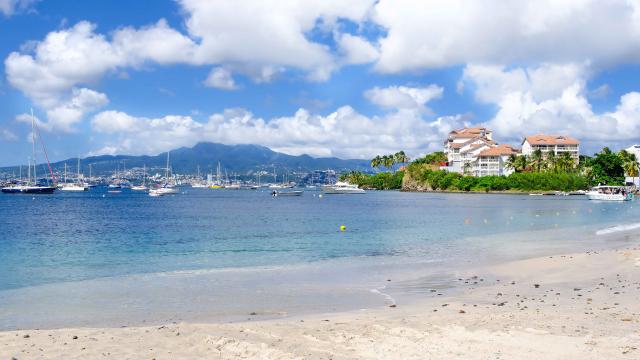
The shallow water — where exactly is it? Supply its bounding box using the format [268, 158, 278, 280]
[1, 188, 639, 329]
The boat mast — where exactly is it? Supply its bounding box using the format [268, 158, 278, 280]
[166, 151, 170, 184]
[64, 163, 67, 184]
[31, 108, 36, 185]
[77, 157, 81, 184]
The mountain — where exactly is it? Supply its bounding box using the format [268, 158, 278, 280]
[1, 142, 371, 177]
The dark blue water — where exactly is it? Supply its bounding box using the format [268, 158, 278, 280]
[2, 188, 639, 291]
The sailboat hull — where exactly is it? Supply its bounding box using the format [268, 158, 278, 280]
[2, 186, 56, 194]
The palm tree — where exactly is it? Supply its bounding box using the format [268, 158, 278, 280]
[505, 154, 518, 172]
[619, 150, 639, 185]
[529, 149, 544, 173]
[545, 151, 557, 173]
[514, 155, 529, 172]
[382, 155, 395, 171]
[394, 151, 410, 167]
[370, 155, 382, 171]
[463, 161, 472, 176]
[558, 152, 575, 172]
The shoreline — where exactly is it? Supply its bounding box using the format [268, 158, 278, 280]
[2, 243, 639, 359]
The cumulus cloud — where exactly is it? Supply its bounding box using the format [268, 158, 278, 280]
[372, 0, 640, 73]
[45, 88, 109, 132]
[204, 67, 238, 90]
[364, 84, 443, 113]
[337, 33, 379, 65]
[462, 63, 640, 152]
[89, 105, 464, 159]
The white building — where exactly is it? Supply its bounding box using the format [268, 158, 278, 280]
[472, 145, 520, 177]
[521, 134, 580, 163]
[442, 127, 495, 174]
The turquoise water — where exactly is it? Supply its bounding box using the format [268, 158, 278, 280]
[1, 188, 639, 329]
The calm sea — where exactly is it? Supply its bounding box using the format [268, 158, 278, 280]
[1, 188, 639, 329]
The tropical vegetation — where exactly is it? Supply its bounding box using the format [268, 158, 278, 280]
[342, 146, 639, 192]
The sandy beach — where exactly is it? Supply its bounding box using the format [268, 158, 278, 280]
[1, 244, 639, 359]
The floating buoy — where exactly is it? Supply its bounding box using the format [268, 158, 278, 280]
[340, 225, 346, 231]
[464, 219, 471, 225]
[483, 218, 488, 224]
[102, 194, 106, 198]
[319, 194, 323, 198]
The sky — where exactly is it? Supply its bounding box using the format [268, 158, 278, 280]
[2, 0, 640, 166]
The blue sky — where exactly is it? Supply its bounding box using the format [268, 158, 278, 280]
[2, 0, 640, 166]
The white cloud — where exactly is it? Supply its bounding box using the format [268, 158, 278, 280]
[203, 67, 238, 90]
[45, 88, 109, 132]
[372, 0, 640, 73]
[89, 105, 464, 159]
[0, 0, 35, 16]
[337, 33, 379, 65]
[462, 63, 640, 151]
[1, 129, 17, 141]
[181, 0, 375, 71]
[364, 84, 443, 112]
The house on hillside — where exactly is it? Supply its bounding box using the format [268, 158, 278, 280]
[472, 144, 520, 177]
[442, 127, 495, 174]
[521, 134, 580, 163]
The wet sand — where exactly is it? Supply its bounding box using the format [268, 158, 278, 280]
[2, 245, 640, 359]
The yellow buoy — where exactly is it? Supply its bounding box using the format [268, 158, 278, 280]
[340, 225, 346, 231]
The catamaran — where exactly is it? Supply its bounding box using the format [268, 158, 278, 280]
[2, 109, 56, 194]
[586, 185, 633, 201]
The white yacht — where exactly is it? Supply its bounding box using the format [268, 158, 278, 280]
[586, 186, 633, 201]
[322, 181, 365, 194]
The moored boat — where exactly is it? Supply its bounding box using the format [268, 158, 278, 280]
[322, 181, 365, 194]
[586, 186, 633, 201]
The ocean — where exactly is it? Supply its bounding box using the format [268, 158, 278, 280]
[1, 188, 639, 329]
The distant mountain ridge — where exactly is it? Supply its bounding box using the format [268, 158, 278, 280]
[0, 142, 370, 176]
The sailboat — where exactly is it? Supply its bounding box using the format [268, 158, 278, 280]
[2, 109, 56, 194]
[209, 162, 224, 189]
[131, 164, 148, 191]
[149, 151, 179, 196]
[60, 158, 88, 191]
[191, 165, 207, 188]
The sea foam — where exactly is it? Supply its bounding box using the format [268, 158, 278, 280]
[596, 222, 640, 236]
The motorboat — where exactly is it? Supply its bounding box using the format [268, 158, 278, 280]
[322, 181, 365, 194]
[271, 190, 303, 197]
[586, 186, 633, 201]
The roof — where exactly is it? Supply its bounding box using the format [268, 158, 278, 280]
[523, 134, 580, 146]
[448, 127, 492, 139]
[461, 136, 497, 146]
[478, 145, 520, 157]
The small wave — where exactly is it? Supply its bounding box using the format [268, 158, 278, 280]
[596, 222, 640, 236]
[370, 287, 396, 306]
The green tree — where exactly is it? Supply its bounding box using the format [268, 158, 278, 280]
[370, 155, 382, 171]
[529, 149, 544, 173]
[506, 154, 528, 173]
[514, 155, 529, 173]
[382, 155, 395, 171]
[394, 151, 410, 167]
[619, 150, 639, 185]
[587, 147, 624, 185]
[545, 151, 557, 173]
[557, 152, 575, 173]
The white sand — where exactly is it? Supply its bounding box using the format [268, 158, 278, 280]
[2, 246, 640, 359]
